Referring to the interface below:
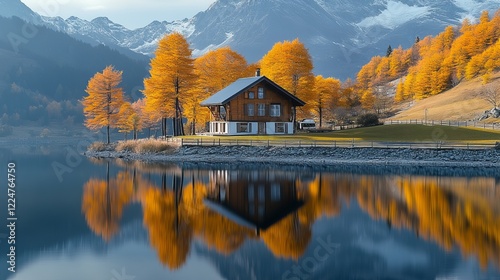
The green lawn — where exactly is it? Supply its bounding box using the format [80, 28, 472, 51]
[181, 124, 500, 143]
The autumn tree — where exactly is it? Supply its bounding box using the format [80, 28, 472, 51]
[142, 33, 196, 137]
[130, 99, 146, 139]
[261, 39, 315, 119]
[82, 66, 125, 144]
[188, 47, 250, 134]
[477, 83, 500, 109]
[312, 75, 341, 127]
[115, 101, 135, 139]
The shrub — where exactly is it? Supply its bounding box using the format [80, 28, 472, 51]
[116, 141, 136, 152]
[356, 113, 380, 127]
[135, 139, 180, 154]
[115, 139, 180, 154]
[88, 142, 113, 152]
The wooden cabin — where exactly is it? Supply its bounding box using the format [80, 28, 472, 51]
[200, 71, 306, 135]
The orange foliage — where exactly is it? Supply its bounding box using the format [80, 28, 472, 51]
[81, 170, 134, 241]
[261, 38, 315, 119]
[142, 33, 196, 124]
[357, 9, 500, 103]
[82, 65, 125, 143]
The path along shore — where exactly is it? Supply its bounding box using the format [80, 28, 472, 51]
[84, 145, 500, 168]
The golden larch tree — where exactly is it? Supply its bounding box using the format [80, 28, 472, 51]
[312, 75, 341, 127]
[261, 38, 315, 119]
[142, 32, 196, 136]
[115, 101, 136, 139]
[187, 47, 250, 134]
[82, 65, 125, 144]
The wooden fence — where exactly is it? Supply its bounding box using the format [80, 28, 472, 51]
[178, 138, 496, 150]
[386, 120, 500, 130]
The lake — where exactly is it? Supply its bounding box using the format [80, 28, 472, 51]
[1, 141, 500, 280]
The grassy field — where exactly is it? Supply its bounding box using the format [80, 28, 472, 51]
[182, 124, 500, 144]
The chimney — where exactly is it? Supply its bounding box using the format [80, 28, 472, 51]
[255, 68, 261, 77]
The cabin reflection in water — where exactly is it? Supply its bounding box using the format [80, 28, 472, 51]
[204, 170, 304, 234]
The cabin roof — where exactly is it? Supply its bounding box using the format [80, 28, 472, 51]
[200, 76, 306, 107]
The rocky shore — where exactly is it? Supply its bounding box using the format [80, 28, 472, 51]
[84, 145, 500, 168]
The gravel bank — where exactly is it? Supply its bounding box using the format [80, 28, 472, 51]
[84, 146, 500, 168]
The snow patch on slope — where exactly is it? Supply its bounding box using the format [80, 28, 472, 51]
[192, 32, 234, 57]
[453, 0, 500, 22]
[357, 1, 431, 29]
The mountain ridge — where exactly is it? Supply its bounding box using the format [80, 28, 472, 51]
[6, 0, 500, 78]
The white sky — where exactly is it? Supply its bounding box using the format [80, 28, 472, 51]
[20, 0, 216, 29]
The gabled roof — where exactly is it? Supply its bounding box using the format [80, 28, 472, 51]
[200, 76, 306, 107]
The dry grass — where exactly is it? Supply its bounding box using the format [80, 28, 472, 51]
[88, 141, 114, 152]
[389, 73, 500, 122]
[115, 139, 180, 154]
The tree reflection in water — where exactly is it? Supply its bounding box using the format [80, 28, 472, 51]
[81, 162, 500, 270]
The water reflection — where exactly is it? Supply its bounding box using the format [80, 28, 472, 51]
[81, 161, 500, 272]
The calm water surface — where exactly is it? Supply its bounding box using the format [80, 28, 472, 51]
[1, 143, 500, 280]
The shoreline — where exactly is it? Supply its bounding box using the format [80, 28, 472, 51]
[84, 145, 500, 168]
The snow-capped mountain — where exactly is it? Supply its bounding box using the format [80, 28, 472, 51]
[3, 0, 500, 78]
[0, 0, 41, 23]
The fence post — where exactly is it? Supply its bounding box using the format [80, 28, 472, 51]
[219, 138, 221, 146]
[181, 138, 184, 146]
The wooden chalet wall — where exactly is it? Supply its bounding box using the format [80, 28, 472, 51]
[227, 82, 293, 122]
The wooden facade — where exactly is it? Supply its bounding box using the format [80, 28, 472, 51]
[201, 75, 305, 135]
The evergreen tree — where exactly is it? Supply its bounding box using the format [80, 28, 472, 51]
[386, 45, 393, 57]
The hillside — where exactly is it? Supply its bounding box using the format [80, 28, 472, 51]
[389, 72, 500, 122]
[0, 16, 148, 126]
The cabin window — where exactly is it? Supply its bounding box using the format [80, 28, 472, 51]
[275, 123, 286, 133]
[258, 87, 264, 99]
[219, 106, 226, 119]
[247, 104, 254, 116]
[257, 104, 266, 116]
[248, 91, 255, 99]
[237, 122, 252, 133]
[270, 104, 281, 117]
[220, 122, 227, 133]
